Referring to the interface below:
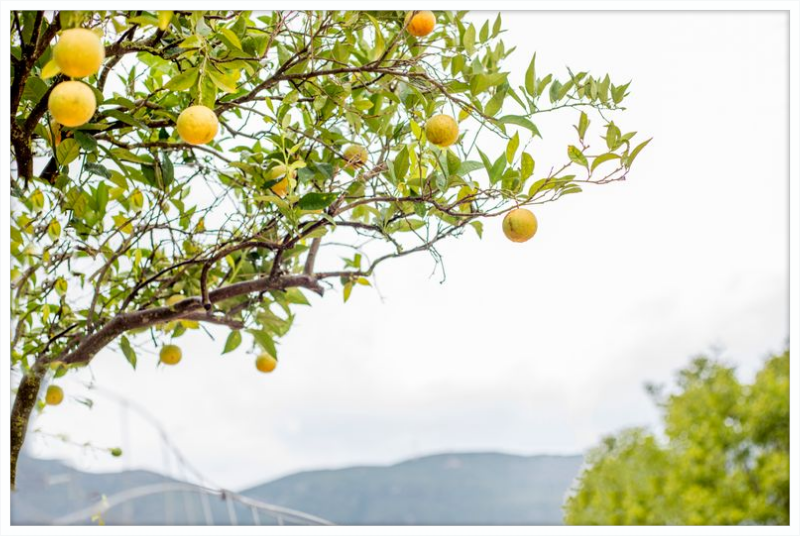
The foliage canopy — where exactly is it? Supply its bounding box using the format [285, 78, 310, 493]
[564, 350, 790, 525]
[9, 9, 648, 488]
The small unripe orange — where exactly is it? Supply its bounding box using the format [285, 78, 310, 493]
[45, 385, 64, 406]
[405, 11, 436, 37]
[160, 344, 182, 365]
[255, 353, 278, 373]
[343, 144, 368, 169]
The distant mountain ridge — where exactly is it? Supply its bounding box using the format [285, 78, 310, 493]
[11, 451, 583, 525]
[243, 452, 583, 525]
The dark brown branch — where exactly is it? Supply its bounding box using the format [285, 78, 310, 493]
[60, 274, 323, 366]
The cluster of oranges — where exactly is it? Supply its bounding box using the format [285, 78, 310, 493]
[41, 11, 536, 408]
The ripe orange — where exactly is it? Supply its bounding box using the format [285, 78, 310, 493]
[405, 11, 436, 37]
[48, 81, 97, 127]
[53, 28, 105, 78]
[425, 114, 459, 147]
[176, 105, 218, 145]
[502, 208, 538, 243]
[268, 164, 294, 198]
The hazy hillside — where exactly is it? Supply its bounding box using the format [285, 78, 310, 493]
[11, 451, 583, 525]
[244, 452, 583, 525]
[11, 453, 245, 525]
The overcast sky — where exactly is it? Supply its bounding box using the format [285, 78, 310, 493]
[23, 10, 789, 491]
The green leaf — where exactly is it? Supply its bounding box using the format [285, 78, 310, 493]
[178, 34, 201, 49]
[393, 146, 410, 182]
[74, 131, 97, 151]
[56, 139, 80, 166]
[492, 13, 502, 37]
[222, 330, 242, 354]
[158, 10, 173, 31]
[568, 145, 588, 167]
[463, 24, 476, 54]
[120, 336, 137, 369]
[549, 80, 563, 103]
[557, 79, 574, 101]
[560, 185, 583, 195]
[54, 277, 68, 296]
[499, 115, 541, 137]
[388, 219, 425, 233]
[30, 189, 44, 211]
[521, 152, 535, 180]
[524, 53, 536, 96]
[606, 122, 621, 150]
[165, 67, 199, 91]
[490, 154, 506, 184]
[298, 192, 339, 210]
[103, 109, 146, 129]
[470, 220, 483, 238]
[612, 81, 631, 104]
[598, 74, 611, 103]
[477, 148, 493, 176]
[207, 69, 237, 93]
[591, 153, 621, 172]
[536, 74, 553, 98]
[23, 77, 48, 102]
[160, 153, 174, 186]
[110, 148, 151, 164]
[219, 27, 242, 50]
[283, 288, 310, 306]
[470, 72, 508, 96]
[47, 219, 61, 241]
[484, 88, 506, 117]
[626, 138, 652, 168]
[479, 20, 489, 42]
[248, 329, 277, 356]
[343, 282, 353, 303]
[41, 59, 60, 79]
[458, 161, 484, 175]
[366, 14, 385, 61]
[506, 131, 519, 164]
[577, 112, 590, 141]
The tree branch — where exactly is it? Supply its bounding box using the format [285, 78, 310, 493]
[59, 274, 323, 366]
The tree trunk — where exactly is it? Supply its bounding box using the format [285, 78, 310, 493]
[10, 366, 44, 490]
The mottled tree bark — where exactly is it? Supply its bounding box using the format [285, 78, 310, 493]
[10, 365, 44, 490]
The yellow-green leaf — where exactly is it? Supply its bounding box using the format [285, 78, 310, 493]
[158, 11, 173, 31]
[47, 219, 61, 241]
[41, 59, 61, 79]
[113, 214, 133, 234]
[506, 132, 519, 164]
[521, 152, 535, 180]
[30, 189, 45, 211]
[54, 277, 68, 296]
[591, 153, 621, 172]
[568, 145, 588, 167]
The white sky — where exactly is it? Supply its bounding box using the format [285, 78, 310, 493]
[24, 10, 789, 491]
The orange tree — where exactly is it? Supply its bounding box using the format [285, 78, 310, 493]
[9, 10, 649, 487]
